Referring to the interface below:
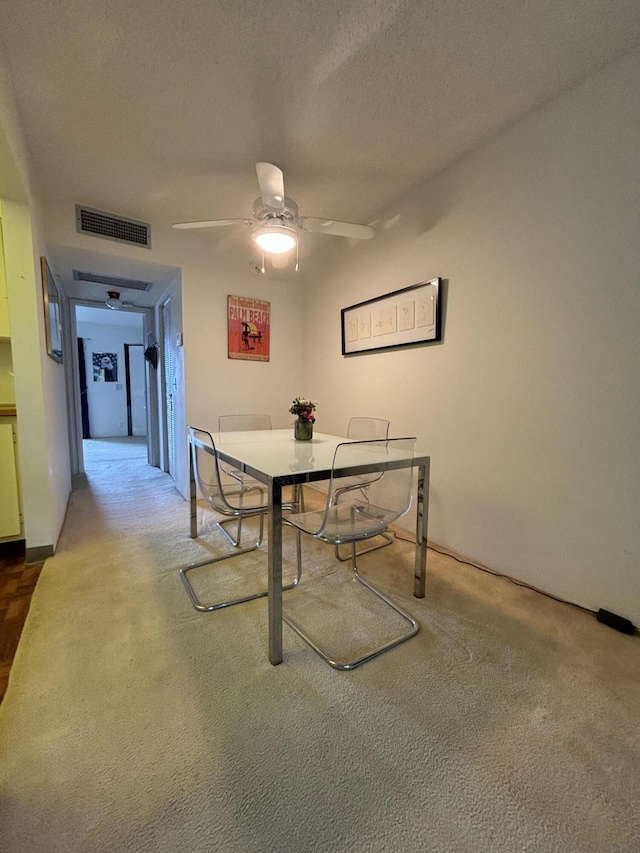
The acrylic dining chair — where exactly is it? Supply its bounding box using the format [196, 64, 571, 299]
[181, 425, 301, 612]
[282, 437, 418, 669]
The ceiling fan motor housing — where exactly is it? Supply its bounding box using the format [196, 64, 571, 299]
[252, 196, 298, 223]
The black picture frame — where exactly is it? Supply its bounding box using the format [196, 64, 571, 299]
[41, 256, 63, 363]
[341, 277, 442, 355]
[92, 351, 118, 382]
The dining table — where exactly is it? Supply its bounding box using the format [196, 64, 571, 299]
[189, 428, 430, 665]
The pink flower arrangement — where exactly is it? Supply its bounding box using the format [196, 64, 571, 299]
[289, 396, 316, 423]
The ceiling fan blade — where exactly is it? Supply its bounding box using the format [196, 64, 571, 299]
[172, 218, 251, 230]
[298, 218, 375, 240]
[256, 162, 285, 212]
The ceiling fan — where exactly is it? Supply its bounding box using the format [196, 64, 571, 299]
[104, 291, 135, 310]
[171, 162, 375, 261]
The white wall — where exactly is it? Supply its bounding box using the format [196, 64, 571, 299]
[1, 44, 72, 555]
[76, 315, 144, 437]
[0, 50, 73, 554]
[181, 255, 304, 430]
[1, 199, 72, 553]
[303, 47, 640, 624]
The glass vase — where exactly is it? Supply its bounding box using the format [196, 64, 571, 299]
[294, 417, 313, 441]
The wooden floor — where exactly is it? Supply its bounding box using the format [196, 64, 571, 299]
[0, 542, 42, 704]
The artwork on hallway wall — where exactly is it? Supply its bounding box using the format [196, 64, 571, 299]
[40, 256, 63, 363]
[341, 277, 442, 355]
[92, 352, 118, 382]
[227, 295, 271, 362]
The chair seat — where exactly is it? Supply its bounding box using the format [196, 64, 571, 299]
[286, 502, 397, 543]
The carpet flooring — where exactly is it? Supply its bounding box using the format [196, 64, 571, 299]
[1, 437, 639, 852]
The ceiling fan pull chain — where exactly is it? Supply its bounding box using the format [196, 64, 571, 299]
[261, 250, 266, 275]
[295, 241, 299, 272]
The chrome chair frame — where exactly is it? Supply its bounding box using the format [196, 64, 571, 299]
[283, 437, 418, 670]
[182, 426, 301, 612]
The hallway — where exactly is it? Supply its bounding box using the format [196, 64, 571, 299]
[83, 435, 148, 467]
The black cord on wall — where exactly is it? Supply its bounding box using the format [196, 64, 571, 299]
[391, 530, 637, 634]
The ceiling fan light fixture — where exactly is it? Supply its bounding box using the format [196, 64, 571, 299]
[252, 223, 297, 254]
[105, 290, 122, 310]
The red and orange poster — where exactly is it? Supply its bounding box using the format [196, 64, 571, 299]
[227, 295, 271, 362]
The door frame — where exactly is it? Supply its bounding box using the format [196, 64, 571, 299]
[65, 299, 160, 474]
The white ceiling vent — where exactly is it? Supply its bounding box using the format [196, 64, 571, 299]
[72, 270, 153, 291]
[75, 205, 151, 248]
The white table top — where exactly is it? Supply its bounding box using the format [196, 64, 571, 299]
[215, 429, 346, 480]
[214, 429, 427, 484]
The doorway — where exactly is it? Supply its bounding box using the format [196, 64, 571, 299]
[70, 302, 159, 475]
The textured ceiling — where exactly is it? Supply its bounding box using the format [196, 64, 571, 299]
[2, 0, 640, 301]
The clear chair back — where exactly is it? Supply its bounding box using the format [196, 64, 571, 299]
[219, 414, 272, 434]
[316, 437, 416, 542]
[189, 426, 265, 514]
[347, 417, 390, 440]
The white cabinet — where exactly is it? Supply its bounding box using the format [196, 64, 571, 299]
[0, 421, 21, 538]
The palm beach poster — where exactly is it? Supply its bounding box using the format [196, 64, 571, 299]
[227, 295, 270, 362]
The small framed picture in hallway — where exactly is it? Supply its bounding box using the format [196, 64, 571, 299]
[93, 352, 118, 382]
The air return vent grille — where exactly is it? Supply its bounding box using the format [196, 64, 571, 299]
[72, 270, 153, 291]
[75, 205, 151, 248]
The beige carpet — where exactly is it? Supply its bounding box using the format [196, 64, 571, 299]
[1, 438, 639, 852]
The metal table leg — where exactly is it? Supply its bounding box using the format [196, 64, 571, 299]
[414, 460, 430, 598]
[189, 439, 198, 539]
[268, 477, 283, 665]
